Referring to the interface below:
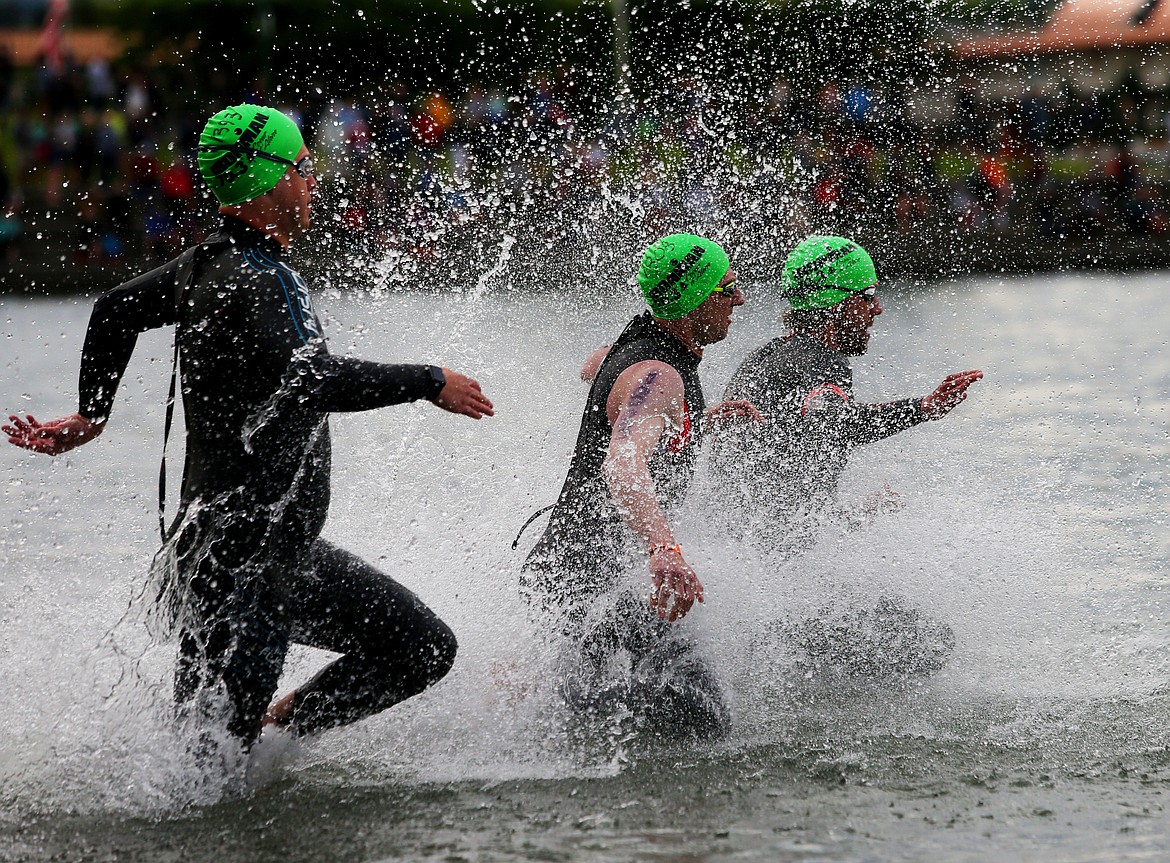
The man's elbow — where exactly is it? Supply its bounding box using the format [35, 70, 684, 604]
[603, 448, 649, 497]
[602, 449, 635, 492]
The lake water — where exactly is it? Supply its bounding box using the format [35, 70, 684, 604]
[2, 271, 1169, 862]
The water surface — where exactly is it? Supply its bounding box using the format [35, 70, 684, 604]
[2, 272, 1168, 861]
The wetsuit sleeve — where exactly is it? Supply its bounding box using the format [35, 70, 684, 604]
[799, 385, 927, 449]
[844, 398, 928, 445]
[289, 354, 444, 412]
[78, 257, 182, 422]
[243, 266, 444, 412]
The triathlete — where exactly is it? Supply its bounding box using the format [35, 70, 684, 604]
[711, 235, 981, 678]
[713, 235, 982, 550]
[520, 233, 759, 742]
[4, 105, 495, 750]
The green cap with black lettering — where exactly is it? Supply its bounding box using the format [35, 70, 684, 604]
[781, 236, 877, 310]
[637, 233, 730, 320]
[197, 104, 304, 206]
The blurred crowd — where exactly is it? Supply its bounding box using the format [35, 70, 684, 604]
[4, 47, 1170, 277]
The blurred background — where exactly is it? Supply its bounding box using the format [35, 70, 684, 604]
[6, 8, 1170, 856]
[3, 0, 1170, 292]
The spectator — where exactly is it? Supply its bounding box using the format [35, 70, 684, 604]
[5, 49, 1170, 280]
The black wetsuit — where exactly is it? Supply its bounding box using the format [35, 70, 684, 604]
[715, 334, 954, 679]
[714, 334, 927, 550]
[79, 216, 456, 744]
[522, 312, 728, 741]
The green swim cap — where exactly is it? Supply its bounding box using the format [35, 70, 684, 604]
[781, 236, 877, 310]
[637, 234, 730, 320]
[197, 105, 304, 206]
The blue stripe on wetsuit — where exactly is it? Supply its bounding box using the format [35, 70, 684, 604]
[254, 247, 324, 342]
[241, 247, 321, 343]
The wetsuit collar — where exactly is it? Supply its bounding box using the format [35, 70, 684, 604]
[646, 311, 704, 361]
[787, 331, 848, 364]
[216, 215, 286, 258]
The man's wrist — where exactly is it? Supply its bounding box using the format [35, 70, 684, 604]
[649, 542, 682, 558]
[425, 365, 446, 399]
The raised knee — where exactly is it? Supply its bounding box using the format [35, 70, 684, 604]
[428, 621, 458, 683]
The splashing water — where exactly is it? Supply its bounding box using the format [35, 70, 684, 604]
[3, 268, 1170, 859]
[470, 233, 517, 303]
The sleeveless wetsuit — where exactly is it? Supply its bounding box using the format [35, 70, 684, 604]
[522, 311, 727, 741]
[524, 311, 706, 602]
[79, 216, 456, 743]
[713, 333, 927, 550]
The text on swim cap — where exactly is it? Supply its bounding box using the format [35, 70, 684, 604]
[650, 244, 709, 306]
[206, 111, 274, 185]
[238, 111, 270, 148]
[785, 242, 860, 295]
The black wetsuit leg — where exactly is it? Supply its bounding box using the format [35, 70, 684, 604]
[555, 585, 730, 742]
[173, 504, 291, 745]
[282, 539, 458, 736]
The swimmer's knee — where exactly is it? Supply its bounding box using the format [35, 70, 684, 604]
[427, 620, 458, 683]
[363, 619, 455, 706]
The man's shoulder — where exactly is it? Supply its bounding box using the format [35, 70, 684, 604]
[193, 238, 304, 295]
[108, 251, 186, 294]
[600, 358, 685, 413]
[600, 317, 685, 379]
[751, 335, 848, 377]
[726, 337, 795, 390]
[726, 335, 850, 404]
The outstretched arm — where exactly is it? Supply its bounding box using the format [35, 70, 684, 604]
[280, 352, 494, 420]
[6, 257, 181, 456]
[803, 368, 983, 448]
[242, 270, 494, 421]
[602, 360, 703, 622]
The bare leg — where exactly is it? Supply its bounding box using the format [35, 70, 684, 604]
[263, 691, 296, 728]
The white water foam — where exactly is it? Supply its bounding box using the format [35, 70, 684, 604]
[3, 272, 1169, 818]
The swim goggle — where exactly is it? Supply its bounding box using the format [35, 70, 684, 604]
[711, 279, 742, 298]
[197, 144, 315, 180]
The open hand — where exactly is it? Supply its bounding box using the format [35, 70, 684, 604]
[648, 548, 705, 621]
[4, 412, 105, 455]
[922, 370, 983, 419]
[432, 369, 495, 419]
